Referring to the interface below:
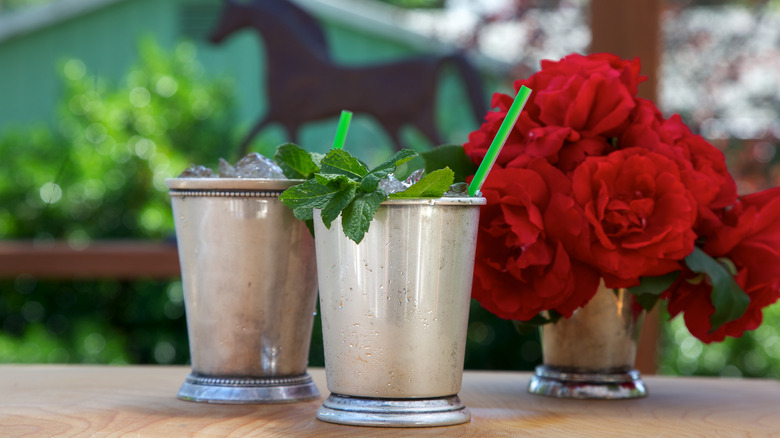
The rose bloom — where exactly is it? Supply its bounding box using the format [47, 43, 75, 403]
[620, 98, 738, 228]
[470, 160, 600, 320]
[565, 148, 698, 288]
[667, 187, 780, 343]
[464, 53, 643, 173]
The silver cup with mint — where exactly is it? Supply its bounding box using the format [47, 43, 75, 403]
[167, 152, 319, 404]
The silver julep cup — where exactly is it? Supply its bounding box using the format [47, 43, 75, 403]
[314, 197, 485, 427]
[167, 178, 319, 404]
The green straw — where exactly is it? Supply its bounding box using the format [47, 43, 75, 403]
[332, 110, 353, 149]
[468, 85, 532, 197]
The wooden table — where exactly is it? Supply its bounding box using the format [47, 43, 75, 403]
[1, 366, 778, 437]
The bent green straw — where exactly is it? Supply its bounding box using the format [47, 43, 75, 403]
[468, 85, 532, 197]
[332, 110, 353, 150]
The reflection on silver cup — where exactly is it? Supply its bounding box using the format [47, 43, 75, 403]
[314, 197, 485, 427]
[167, 178, 319, 404]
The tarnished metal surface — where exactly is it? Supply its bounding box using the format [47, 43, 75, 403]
[314, 197, 483, 427]
[529, 283, 647, 399]
[168, 178, 319, 403]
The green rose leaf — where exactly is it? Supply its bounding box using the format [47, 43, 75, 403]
[341, 191, 387, 244]
[390, 167, 454, 198]
[628, 272, 680, 311]
[684, 247, 751, 333]
[512, 311, 562, 335]
[420, 144, 478, 183]
[320, 148, 368, 181]
[360, 149, 419, 192]
[273, 143, 319, 179]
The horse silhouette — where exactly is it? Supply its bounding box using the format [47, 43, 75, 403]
[209, 0, 487, 154]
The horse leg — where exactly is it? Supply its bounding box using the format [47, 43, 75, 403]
[238, 115, 272, 156]
[412, 108, 445, 147]
[378, 120, 405, 151]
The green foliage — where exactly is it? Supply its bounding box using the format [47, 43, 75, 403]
[279, 146, 450, 243]
[0, 38, 236, 364]
[660, 302, 780, 379]
[684, 248, 750, 333]
[628, 272, 680, 311]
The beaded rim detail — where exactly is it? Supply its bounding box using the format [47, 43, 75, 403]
[185, 373, 314, 387]
[168, 190, 284, 198]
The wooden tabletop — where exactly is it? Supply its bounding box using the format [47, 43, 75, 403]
[1, 365, 778, 437]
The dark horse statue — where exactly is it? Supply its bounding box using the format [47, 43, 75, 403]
[209, 0, 488, 154]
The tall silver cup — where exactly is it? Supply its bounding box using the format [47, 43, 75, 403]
[167, 178, 319, 404]
[314, 197, 485, 427]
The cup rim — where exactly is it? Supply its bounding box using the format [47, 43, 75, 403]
[166, 177, 305, 191]
[380, 197, 486, 206]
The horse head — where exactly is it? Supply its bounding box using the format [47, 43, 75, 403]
[209, 0, 250, 44]
[209, 0, 329, 56]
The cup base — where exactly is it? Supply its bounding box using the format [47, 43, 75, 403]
[177, 372, 320, 404]
[316, 393, 470, 427]
[528, 365, 647, 399]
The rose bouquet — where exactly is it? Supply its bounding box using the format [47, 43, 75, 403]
[463, 53, 780, 343]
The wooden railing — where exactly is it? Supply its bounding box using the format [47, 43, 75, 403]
[0, 240, 180, 280]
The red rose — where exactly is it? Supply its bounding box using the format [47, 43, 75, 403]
[517, 53, 642, 138]
[470, 161, 600, 320]
[668, 187, 780, 342]
[620, 99, 738, 221]
[569, 148, 698, 287]
[464, 53, 643, 173]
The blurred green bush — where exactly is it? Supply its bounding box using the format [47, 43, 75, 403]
[0, 37, 235, 364]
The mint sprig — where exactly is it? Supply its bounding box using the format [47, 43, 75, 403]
[277, 144, 454, 243]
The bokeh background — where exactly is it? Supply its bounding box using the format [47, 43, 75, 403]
[1, 0, 778, 378]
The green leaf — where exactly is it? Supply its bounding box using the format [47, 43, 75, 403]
[315, 173, 359, 189]
[628, 272, 679, 311]
[310, 152, 325, 168]
[320, 184, 358, 229]
[360, 149, 419, 192]
[420, 145, 478, 183]
[390, 167, 454, 198]
[320, 149, 368, 181]
[279, 180, 340, 222]
[273, 143, 319, 179]
[684, 247, 751, 333]
[341, 191, 387, 244]
[512, 311, 562, 335]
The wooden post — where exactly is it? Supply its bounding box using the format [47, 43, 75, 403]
[590, 0, 663, 375]
[590, 0, 662, 102]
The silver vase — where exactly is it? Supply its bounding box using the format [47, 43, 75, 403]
[167, 178, 319, 404]
[528, 280, 648, 399]
[314, 197, 485, 427]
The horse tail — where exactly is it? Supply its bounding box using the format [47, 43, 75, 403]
[440, 52, 488, 128]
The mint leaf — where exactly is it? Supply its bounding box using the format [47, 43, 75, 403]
[341, 191, 387, 243]
[684, 247, 751, 333]
[628, 272, 679, 311]
[279, 180, 340, 222]
[273, 143, 319, 179]
[320, 149, 368, 180]
[360, 149, 419, 192]
[420, 145, 478, 183]
[320, 184, 358, 229]
[310, 152, 325, 168]
[315, 173, 359, 189]
[390, 167, 454, 198]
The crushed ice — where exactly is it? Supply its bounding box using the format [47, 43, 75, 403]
[178, 153, 286, 179]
